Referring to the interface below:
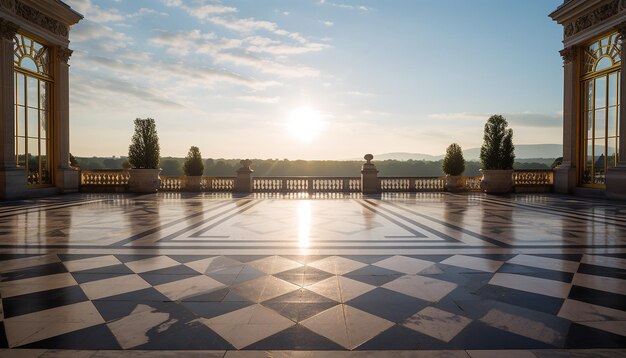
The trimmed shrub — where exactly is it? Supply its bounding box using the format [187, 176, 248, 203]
[128, 118, 160, 169]
[442, 143, 465, 176]
[480, 114, 515, 170]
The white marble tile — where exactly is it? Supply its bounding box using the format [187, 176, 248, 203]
[300, 304, 393, 350]
[197, 304, 295, 349]
[440, 255, 503, 273]
[4, 301, 104, 347]
[80, 274, 151, 300]
[247, 255, 302, 275]
[62, 255, 122, 272]
[403, 307, 472, 342]
[92, 351, 225, 357]
[581, 254, 626, 269]
[0, 273, 77, 298]
[0, 254, 60, 273]
[107, 304, 172, 349]
[572, 273, 626, 295]
[488, 273, 571, 299]
[184, 256, 242, 274]
[373, 255, 434, 274]
[307, 256, 367, 275]
[507, 254, 579, 273]
[155, 275, 225, 301]
[382, 275, 457, 303]
[230, 275, 299, 303]
[580, 321, 626, 337]
[557, 299, 626, 322]
[305, 276, 375, 303]
[480, 308, 564, 345]
[467, 350, 537, 358]
[125, 256, 180, 273]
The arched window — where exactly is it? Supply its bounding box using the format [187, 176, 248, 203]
[14, 33, 53, 186]
[580, 32, 621, 186]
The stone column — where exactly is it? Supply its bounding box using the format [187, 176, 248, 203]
[606, 24, 626, 197]
[0, 19, 26, 199]
[554, 46, 578, 194]
[234, 159, 253, 193]
[361, 154, 379, 194]
[54, 47, 79, 193]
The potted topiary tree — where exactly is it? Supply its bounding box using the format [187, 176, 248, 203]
[479, 114, 515, 194]
[128, 118, 161, 193]
[442, 143, 465, 192]
[183, 146, 204, 191]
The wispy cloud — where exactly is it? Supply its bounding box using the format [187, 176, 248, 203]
[317, 0, 371, 12]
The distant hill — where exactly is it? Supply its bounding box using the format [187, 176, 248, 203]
[371, 144, 563, 161]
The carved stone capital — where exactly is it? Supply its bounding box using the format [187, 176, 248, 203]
[616, 22, 626, 37]
[57, 47, 73, 64]
[0, 18, 19, 40]
[560, 46, 578, 64]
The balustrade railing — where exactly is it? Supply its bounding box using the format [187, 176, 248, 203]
[79, 170, 554, 193]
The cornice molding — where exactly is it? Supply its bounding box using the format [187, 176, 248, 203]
[0, 0, 82, 38]
[562, 0, 625, 38]
[0, 17, 19, 40]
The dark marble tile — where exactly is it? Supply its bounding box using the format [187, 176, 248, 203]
[347, 288, 428, 323]
[180, 287, 230, 302]
[19, 323, 120, 349]
[405, 254, 454, 263]
[565, 322, 626, 348]
[2, 285, 87, 318]
[340, 255, 393, 264]
[497, 263, 574, 283]
[140, 264, 200, 276]
[263, 301, 338, 322]
[423, 264, 493, 293]
[267, 288, 338, 304]
[344, 265, 404, 286]
[247, 324, 345, 350]
[139, 273, 200, 286]
[450, 321, 555, 349]
[182, 301, 254, 319]
[466, 254, 517, 261]
[94, 287, 170, 302]
[222, 289, 254, 302]
[224, 255, 267, 263]
[113, 254, 159, 263]
[71, 263, 135, 275]
[167, 255, 214, 264]
[0, 322, 7, 348]
[356, 324, 448, 350]
[57, 254, 110, 262]
[568, 285, 626, 311]
[0, 254, 45, 261]
[208, 268, 265, 286]
[532, 254, 583, 262]
[274, 266, 333, 287]
[577, 263, 626, 279]
[476, 284, 565, 315]
[71, 271, 132, 284]
[280, 255, 328, 264]
[0, 262, 67, 281]
[136, 316, 234, 350]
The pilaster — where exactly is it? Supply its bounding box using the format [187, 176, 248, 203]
[54, 46, 78, 192]
[361, 154, 380, 194]
[606, 22, 626, 196]
[234, 160, 253, 193]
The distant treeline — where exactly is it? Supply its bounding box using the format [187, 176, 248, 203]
[75, 156, 555, 177]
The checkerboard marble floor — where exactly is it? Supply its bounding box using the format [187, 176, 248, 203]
[0, 192, 625, 356]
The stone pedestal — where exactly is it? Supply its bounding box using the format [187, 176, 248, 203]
[235, 159, 253, 193]
[606, 167, 626, 198]
[554, 164, 577, 194]
[361, 154, 379, 194]
[0, 167, 27, 200]
[57, 168, 80, 193]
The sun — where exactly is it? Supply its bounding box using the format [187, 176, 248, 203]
[286, 107, 325, 142]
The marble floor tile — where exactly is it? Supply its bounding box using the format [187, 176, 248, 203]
[154, 275, 225, 301]
[480, 308, 566, 346]
[557, 299, 626, 322]
[107, 304, 173, 349]
[80, 274, 151, 300]
[382, 275, 457, 303]
[373, 255, 435, 274]
[247, 256, 303, 275]
[507, 255, 579, 273]
[184, 256, 242, 274]
[305, 276, 375, 303]
[92, 351, 225, 357]
[440, 255, 504, 273]
[467, 350, 537, 358]
[0, 273, 77, 298]
[403, 306, 472, 342]
[307, 256, 368, 275]
[197, 304, 295, 349]
[3, 301, 104, 347]
[63, 255, 122, 272]
[300, 304, 394, 350]
[230, 275, 300, 303]
[488, 273, 571, 299]
[579, 321, 626, 337]
[125, 256, 181, 274]
[571, 273, 626, 296]
[0, 254, 60, 273]
[581, 254, 626, 270]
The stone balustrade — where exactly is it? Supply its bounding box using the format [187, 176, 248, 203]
[253, 177, 361, 193]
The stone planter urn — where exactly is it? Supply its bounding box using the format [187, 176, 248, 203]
[480, 169, 513, 194]
[129, 168, 161, 193]
[445, 175, 463, 192]
[185, 176, 202, 192]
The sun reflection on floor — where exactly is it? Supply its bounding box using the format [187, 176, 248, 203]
[297, 200, 311, 250]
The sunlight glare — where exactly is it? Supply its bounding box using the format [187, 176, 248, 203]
[287, 107, 325, 142]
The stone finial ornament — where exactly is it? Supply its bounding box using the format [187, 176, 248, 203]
[364, 154, 374, 164]
[240, 159, 252, 169]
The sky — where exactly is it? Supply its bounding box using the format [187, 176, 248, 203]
[64, 0, 565, 160]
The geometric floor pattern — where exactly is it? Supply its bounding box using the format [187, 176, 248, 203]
[0, 192, 625, 355]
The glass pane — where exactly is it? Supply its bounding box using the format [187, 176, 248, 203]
[595, 77, 607, 109]
[17, 137, 25, 167]
[594, 108, 605, 138]
[586, 111, 593, 140]
[39, 81, 48, 110]
[27, 77, 38, 108]
[27, 107, 38, 138]
[607, 138, 616, 168]
[27, 137, 39, 184]
[40, 110, 48, 140]
[608, 106, 617, 137]
[593, 138, 605, 184]
[16, 106, 25, 136]
[585, 81, 593, 110]
[596, 56, 613, 71]
[16, 73, 25, 105]
[583, 140, 593, 184]
[20, 57, 37, 72]
[608, 72, 617, 107]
